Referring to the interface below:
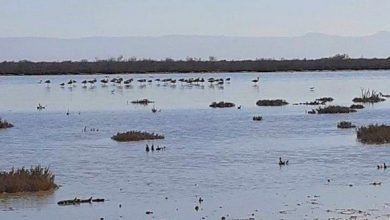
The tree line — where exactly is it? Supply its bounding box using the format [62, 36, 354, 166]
[1, 54, 390, 75]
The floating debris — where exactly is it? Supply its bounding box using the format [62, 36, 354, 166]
[57, 197, 104, 206]
[130, 99, 154, 105]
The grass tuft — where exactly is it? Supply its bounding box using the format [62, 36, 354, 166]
[352, 89, 385, 103]
[357, 124, 390, 144]
[209, 101, 235, 108]
[0, 118, 13, 129]
[0, 166, 57, 193]
[316, 105, 356, 114]
[337, 121, 356, 129]
[111, 130, 164, 142]
[256, 99, 288, 106]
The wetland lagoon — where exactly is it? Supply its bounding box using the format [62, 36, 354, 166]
[1, 71, 390, 219]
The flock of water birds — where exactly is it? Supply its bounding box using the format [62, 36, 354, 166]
[36, 76, 262, 112]
[39, 76, 262, 89]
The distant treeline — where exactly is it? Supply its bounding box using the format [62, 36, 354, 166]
[1, 54, 390, 75]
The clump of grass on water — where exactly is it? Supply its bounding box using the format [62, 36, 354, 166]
[357, 124, 390, 144]
[0, 166, 57, 193]
[111, 130, 164, 142]
[0, 118, 13, 129]
[337, 121, 356, 129]
[316, 105, 356, 114]
[209, 101, 235, 108]
[352, 89, 385, 103]
[350, 104, 364, 109]
[256, 99, 288, 106]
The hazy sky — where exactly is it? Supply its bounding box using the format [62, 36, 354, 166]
[1, 0, 390, 38]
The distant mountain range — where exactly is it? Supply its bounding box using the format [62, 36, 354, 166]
[2, 32, 390, 61]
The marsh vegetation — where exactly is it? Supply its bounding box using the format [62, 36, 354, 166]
[337, 121, 356, 129]
[352, 89, 385, 103]
[0, 166, 57, 193]
[350, 104, 365, 109]
[0, 118, 13, 129]
[256, 99, 288, 106]
[209, 101, 235, 108]
[111, 131, 164, 142]
[316, 105, 356, 114]
[357, 124, 390, 144]
[4, 55, 390, 75]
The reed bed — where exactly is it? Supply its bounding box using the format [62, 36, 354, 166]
[256, 99, 288, 106]
[111, 130, 164, 142]
[316, 105, 356, 114]
[352, 89, 385, 103]
[357, 124, 390, 144]
[0, 166, 57, 193]
[0, 118, 13, 129]
[337, 121, 356, 129]
[209, 101, 235, 108]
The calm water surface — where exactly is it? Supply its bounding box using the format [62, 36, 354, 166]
[0, 71, 390, 219]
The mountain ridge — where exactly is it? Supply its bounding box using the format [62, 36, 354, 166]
[1, 32, 390, 61]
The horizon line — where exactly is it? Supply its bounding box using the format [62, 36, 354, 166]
[1, 31, 389, 40]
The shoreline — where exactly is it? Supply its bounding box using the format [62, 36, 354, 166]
[1, 68, 389, 76]
[2, 56, 390, 75]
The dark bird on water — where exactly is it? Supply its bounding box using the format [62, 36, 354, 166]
[279, 157, 288, 166]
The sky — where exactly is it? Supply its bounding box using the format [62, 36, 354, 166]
[1, 0, 390, 38]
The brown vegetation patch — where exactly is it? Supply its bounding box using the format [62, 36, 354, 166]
[111, 130, 164, 142]
[0, 118, 13, 129]
[0, 166, 57, 193]
[357, 124, 390, 144]
[316, 105, 356, 114]
[256, 99, 288, 106]
[209, 101, 235, 108]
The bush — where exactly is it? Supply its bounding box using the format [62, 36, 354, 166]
[352, 89, 385, 103]
[256, 99, 288, 106]
[209, 101, 235, 108]
[111, 130, 164, 142]
[316, 105, 356, 114]
[357, 124, 390, 144]
[0, 166, 57, 193]
[337, 121, 356, 129]
[0, 118, 13, 129]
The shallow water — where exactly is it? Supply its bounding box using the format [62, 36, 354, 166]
[0, 71, 390, 220]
